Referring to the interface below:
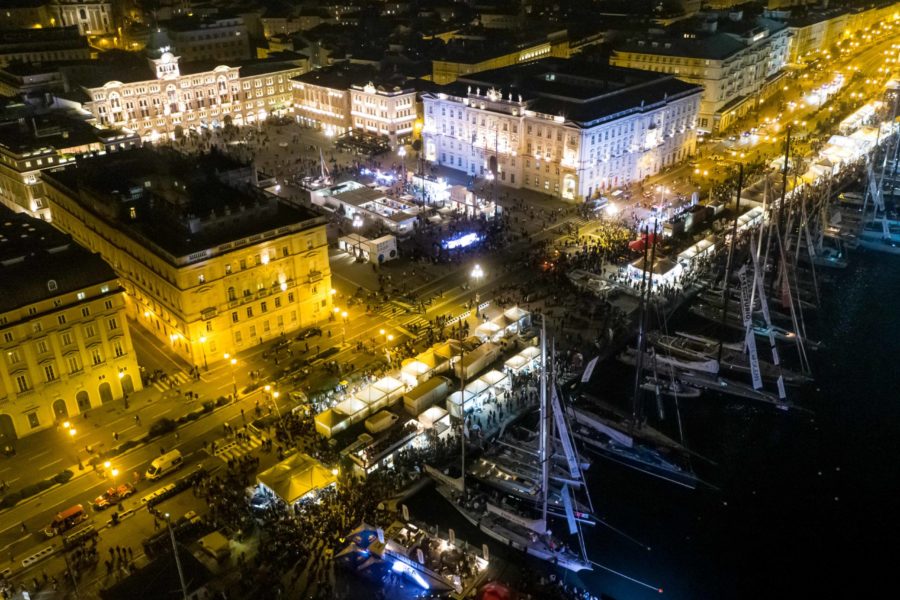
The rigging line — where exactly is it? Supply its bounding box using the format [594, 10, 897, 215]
[594, 516, 653, 551]
[588, 560, 664, 594]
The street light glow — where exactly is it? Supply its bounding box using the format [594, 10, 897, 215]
[471, 264, 484, 280]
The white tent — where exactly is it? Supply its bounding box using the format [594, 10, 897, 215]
[400, 360, 432, 386]
[473, 321, 502, 341]
[354, 385, 386, 405]
[520, 346, 541, 360]
[418, 406, 448, 428]
[446, 389, 477, 418]
[464, 379, 489, 396]
[373, 376, 404, 396]
[480, 370, 507, 388]
[503, 306, 529, 323]
[334, 397, 369, 417]
[504, 354, 528, 373]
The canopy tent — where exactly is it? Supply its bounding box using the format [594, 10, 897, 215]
[334, 397, 369, 417]
[400, 360, 432, 386]
[519, 346, 541, 360]
[503, 306, 529, 324]
[480, 370, 508, 388]
[504, 354, 528, 373]
[446, 389, 477, 418]
[256, 453, 337, 504]
[373, 376, 404, 396]
[314, 409, 349, 438]
[473, 321, 502, 341]
[677, 237, 715, 267]
[354, 385, 386, 405]
[464, 379, 489, 396]
[418, 406, 448, 428]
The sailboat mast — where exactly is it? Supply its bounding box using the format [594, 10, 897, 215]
[460, 344, 466, 491]
[540, 319, 549, 525]
[718, 163, 744, 366]
[770, 127, 791, 297]
[630, 226, 651, 436]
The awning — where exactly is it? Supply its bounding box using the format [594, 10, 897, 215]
[334, 397, 368, 417]
[354, 385, 386, 405]
[256, 453, 337, 505]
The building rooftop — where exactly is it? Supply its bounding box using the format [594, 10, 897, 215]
[0, 114, 115, 156]
[617, 33, 746, 60]
[44, 148, 324, 262]
[432, 58, 702, 127]
[0, 206, 117, 314]
[291, 61, 409, 91]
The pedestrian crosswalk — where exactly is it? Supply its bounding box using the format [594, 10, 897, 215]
[150, 370, 192, 392]
[211, 432, 263, 462]
[400, 315, 431, 341]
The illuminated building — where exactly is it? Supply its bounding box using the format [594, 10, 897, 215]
[422, 58, 701, 201]
[43, 148, 332, 367]
[0, 206, 141, 440]
[291, 62, 416, 145]
[0, 114, 140, 221]
[81, 30, 305, 139]
[611, 17, 789, 133]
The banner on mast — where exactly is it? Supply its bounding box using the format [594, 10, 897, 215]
[581, 356, 599, 383]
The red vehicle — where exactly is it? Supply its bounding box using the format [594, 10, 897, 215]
[91, 483, 136, 511]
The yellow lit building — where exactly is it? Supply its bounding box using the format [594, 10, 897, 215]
[43, 147, 332, 368]
[0, 206, 141, 441]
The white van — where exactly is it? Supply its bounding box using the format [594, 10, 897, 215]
[145, 450, 184, 481]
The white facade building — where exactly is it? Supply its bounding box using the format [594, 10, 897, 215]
[422, 59, 702, 201]
[82, 32, 304, 139]
[349, 82, 417, 145]
[50, 0, 114, 35]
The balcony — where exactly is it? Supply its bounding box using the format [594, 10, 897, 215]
[307, 270, 324, 283]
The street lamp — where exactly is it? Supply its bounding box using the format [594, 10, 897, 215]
[398, 145, 407, 178]
[164, 513, 189, 600]
[470, 264, 484, 302]
[224, 353, 237, 397]
[198, 336, 208, 371]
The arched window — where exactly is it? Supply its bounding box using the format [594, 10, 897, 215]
[227, 287, 236, 301]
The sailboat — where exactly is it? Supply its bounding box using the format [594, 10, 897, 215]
[568, 224, 701, 489]
[429, 324, 594, 573]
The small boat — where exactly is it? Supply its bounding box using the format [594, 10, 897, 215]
[639, 374, 702, 398]
[618, 346, 719, 374]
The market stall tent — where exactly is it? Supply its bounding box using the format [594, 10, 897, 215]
[256, 453, 337, 505]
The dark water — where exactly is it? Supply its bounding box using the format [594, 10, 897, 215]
[410, 254, 900, 599]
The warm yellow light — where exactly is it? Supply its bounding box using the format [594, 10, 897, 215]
[331, 468, 339, 476]
[63, 421, 70, 429]
[333, 307, 340, 313]
[111, 468, 119, 477]
[387, 334, 394, 342]
[200, 336, 206, 344]
[118, 371, 124, 379]
[264, 385, 271, 392]
[104, 461, 111, 469]
[143, 311, 151, 317]
[330, 289, 337, 295]
[379, 329, 385, 335]
[273, 391, 279, 399]
[224, 353, 230, 360]
[341, 311, 348, 318]
[230, 358, 237, 366]
[69, 428, 76, 436]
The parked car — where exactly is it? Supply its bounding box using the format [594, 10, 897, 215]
[295, 327, 322, 340]
[92, 483, 136, 511]
[43, 504, 88, 538]
[317, 347, 340, 361]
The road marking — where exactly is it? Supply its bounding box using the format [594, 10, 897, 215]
[31, 449, 50, 459]
[0, 534, 32, 552]
[38, 458, 63, 470]
[118, 425, 137, 435]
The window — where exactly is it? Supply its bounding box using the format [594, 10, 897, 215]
[62, 332, 73, 346]
[231, 312, 239, 323]
[27, 412, 39, 429]
[15, 374, 29, 394]
[225, 264, 232, 275]
[44, 364, 57, 382]
[263, 320, 270, 333]
[113, 340, 124, 357]
[67, 355, 82, 374]
[234, 331, 242, 344]
[228, 287, 236, 301]
[57, 314, 67, 325]
[249, 325, 256, 338]
[198, 274, 206, 284]
[246, 307, 253, 318]
[288, 293, 295, 303]
[82, 307, 90, 317]
[100, 285, 109, 293]
[36, 340, 48, 354]
[7, 349, 21, 365]
[91, 348, 103, 365]
[274, 297, 281, 308]
[107, 317, 119, 331]
[261, 301, 268, 313]
[33, 322, 43, 334]
[240, 259, 247, 270]
[2, 332, 12, 343]
[105, 300, 113, 310]
[84, 324, 96, 338]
